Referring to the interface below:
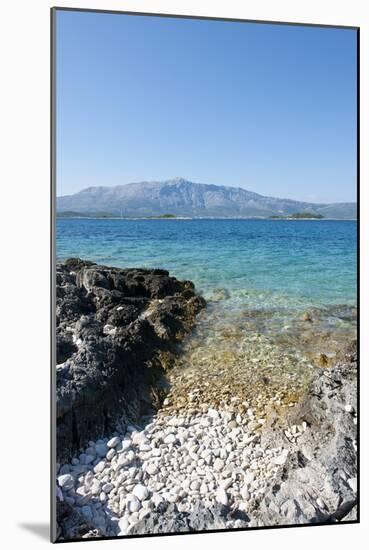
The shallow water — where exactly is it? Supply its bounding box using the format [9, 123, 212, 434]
[57, 218, 357, 413]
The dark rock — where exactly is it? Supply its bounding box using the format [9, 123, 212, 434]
[56, 259, 205, 462]
[129, 502, 249, 534]
[340, 504, 357, 522]
[56, 500, 103, 540]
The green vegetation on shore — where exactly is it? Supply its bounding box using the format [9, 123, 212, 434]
[56, 211, 179, 219]
[269, 212, 325, 219]
[57, 211, 326, 220]
[155, 213, 177, 218]
[57, 211, 115, 218]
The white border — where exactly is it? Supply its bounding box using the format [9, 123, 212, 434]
[1, 1, 367, 548]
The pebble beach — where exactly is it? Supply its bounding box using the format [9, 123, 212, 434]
[55, 254, 357, 540]
[58, 408, 295, 536]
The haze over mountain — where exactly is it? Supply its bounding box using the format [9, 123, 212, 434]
[57, 178, 356, 219]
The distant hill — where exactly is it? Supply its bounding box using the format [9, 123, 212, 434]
[56, 178, 357, 219]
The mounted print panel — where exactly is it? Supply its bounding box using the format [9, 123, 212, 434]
[51, 7, 359, 542]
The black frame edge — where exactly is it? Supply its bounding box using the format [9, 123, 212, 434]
[356, 26, 360, 524]
[51, 5, 57, 544]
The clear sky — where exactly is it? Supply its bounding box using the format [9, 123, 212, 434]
[56, 10, 357, 203]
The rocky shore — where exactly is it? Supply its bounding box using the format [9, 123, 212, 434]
[55, 260, 357, 540]
[56, 259, 205, 462]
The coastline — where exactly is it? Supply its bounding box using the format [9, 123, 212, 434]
[55, 259, 357, 540]
[56, 216, 358, 221]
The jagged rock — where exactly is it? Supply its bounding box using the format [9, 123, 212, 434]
[56, 259, 205, 462]
[129, 502, 249, 534]
[257, 351, 357, 525]
[56, 500, 103, 540]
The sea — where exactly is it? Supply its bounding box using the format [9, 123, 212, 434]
[56, 218, 357, 411]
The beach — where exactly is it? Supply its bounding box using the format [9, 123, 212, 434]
[55, 219, 357, 539]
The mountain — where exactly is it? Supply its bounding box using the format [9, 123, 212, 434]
[56, 178, 357, 219]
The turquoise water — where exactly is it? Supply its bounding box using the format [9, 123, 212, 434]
[56, 218, 357, 311]
[57, 218, 357, 408]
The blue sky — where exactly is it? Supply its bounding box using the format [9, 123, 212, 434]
[56, 10, 357, 202]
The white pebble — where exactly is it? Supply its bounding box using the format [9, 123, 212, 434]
[122, 439, 132, 452]
[216, 487, 228, 505]
[118, 516, 129, 535]
[146, 463, 158, 475]
[214, 458, 225, 472]
[164, 434, 176, 444]
[132, 484, 149, 501]
[94, 461, 106, 474]
[152, 494, 163, 507]
[91, 480, 101, 495]
[273, 452, 288, 466]
[57, 474, 74, 490]
[240, 485, 250, 500]
[106, 448, 116, 460]
[107, 436, 121, 448]
[221, 478, 233, 490]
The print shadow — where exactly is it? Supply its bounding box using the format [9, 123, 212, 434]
[18, 522, 49, 541]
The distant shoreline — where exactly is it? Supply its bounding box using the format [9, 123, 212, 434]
[56, 215, 357, 221]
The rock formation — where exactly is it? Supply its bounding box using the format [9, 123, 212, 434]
[56, 259, 205, 462]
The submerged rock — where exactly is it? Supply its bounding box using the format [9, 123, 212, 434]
[56, 259, 205, 462]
